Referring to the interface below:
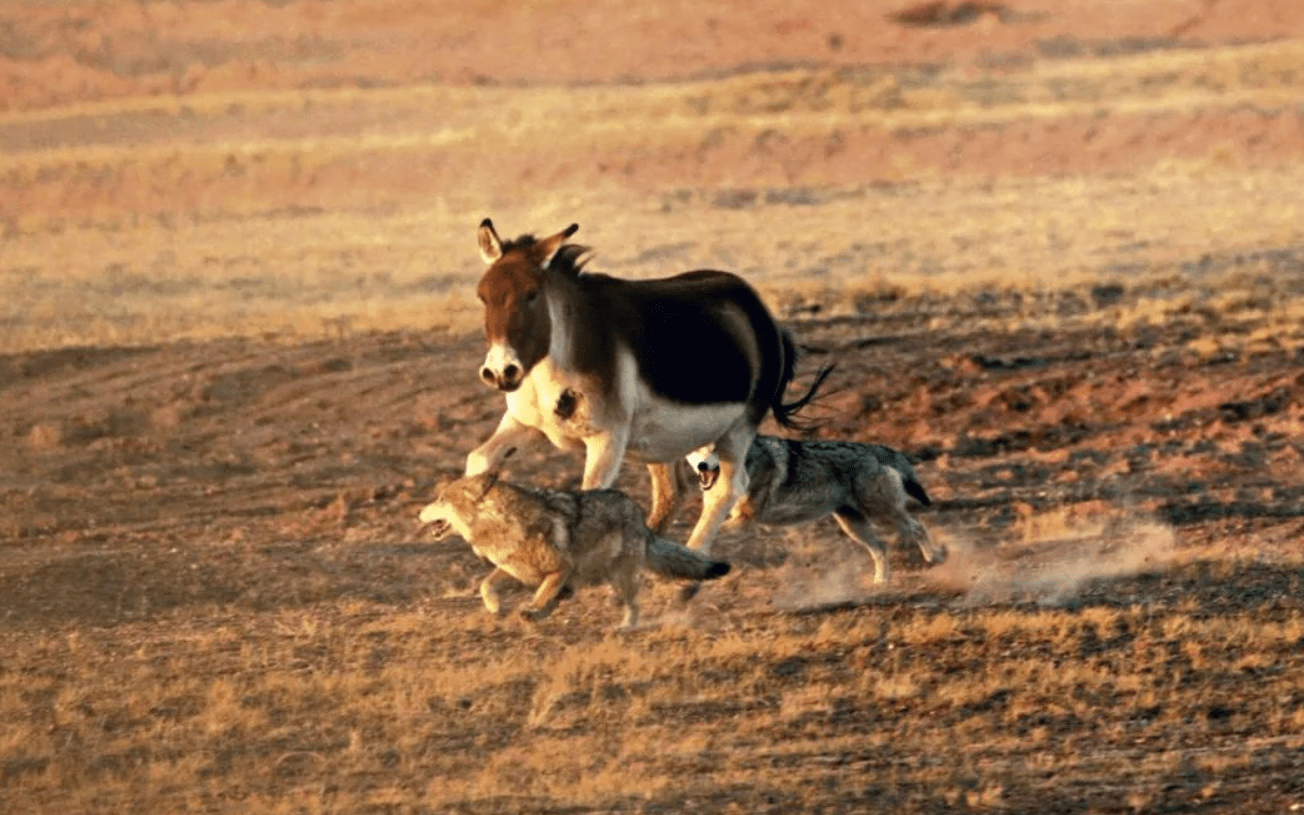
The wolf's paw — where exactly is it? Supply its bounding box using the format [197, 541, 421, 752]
[518, 607, 549, 623]
[923, 543, 948, 565]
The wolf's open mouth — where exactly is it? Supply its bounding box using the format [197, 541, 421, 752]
[696, 464, 720, 491]
[426, 519, 451, 539]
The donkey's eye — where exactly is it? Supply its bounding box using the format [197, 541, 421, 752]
[524, 289, 539, 304]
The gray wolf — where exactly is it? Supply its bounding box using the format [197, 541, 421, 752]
[687, 436, 946, 584]
[465, 218, 831, 556]
[417, 461, 731, 629]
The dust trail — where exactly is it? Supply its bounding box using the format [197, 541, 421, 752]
[770, 524, 884, 612]
[773, 557, 868, 611]
[924, 510, 1178, 605]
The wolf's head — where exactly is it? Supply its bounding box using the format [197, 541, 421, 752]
[418, 471, 498, 540]
[685, 446, 721, 491]
[418, 448, 516, 540]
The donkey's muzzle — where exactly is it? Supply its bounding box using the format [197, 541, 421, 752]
[481, 364, 522, 392]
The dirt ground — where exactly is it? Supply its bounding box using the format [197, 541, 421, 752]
[2, 2, 1304, 813]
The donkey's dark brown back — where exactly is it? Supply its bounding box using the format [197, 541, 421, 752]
[570, 270, 768, 407]
[565, 269, 830, 425]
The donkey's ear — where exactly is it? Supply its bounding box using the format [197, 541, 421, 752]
[478, 218, 504, 264]
[534, 223, 579, 269]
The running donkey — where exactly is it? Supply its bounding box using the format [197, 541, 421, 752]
[465, 219, 831, 557]
[418, 452, 730, 629]
[688, 436, 947, 585]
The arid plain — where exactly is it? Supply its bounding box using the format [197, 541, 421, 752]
[2, 1, 1304, 812]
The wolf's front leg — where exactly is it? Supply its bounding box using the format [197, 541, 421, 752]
[686, 455, 747, 557]
[466, 413, 543, 477]
[581, 428, 629, 490]
[520, 569, 572, 621]
[478, 567, 512, 614]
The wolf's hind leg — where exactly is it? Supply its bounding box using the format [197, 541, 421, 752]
[479, 568, 511, 614]
[898, 515, 946, 565]
[833, 508, 890, 584]
[609, 569, 640, 630]
[521, 569, 571, 622]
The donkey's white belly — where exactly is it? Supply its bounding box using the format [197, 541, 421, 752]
[625, 388, 747, 463]
[504, 352, 746, 463]
[618, 342, 748, 463]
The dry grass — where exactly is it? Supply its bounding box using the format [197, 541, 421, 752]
[3, 35, 1304, 353]
[3, 160, 1302, 353]
[5, 567, 1302, 813]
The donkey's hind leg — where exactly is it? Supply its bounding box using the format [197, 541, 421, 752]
[833, 508, 891, 585]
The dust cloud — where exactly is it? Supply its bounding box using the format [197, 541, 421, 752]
[925, 512, 1179, 605]
[765, 509, 1179, 612]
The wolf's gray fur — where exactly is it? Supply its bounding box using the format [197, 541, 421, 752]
[418, 467, 729, 629]
[688, 436, 944, 584]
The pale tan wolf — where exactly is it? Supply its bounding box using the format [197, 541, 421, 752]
[417, 462, 731, 629]
[687, 436, 946, 585]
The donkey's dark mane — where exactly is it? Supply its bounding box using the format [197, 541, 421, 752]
[498, 233, 541, 254]
[501, 234, 591, 276]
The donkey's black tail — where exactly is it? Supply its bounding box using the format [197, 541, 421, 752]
[771, 329, 835, 429]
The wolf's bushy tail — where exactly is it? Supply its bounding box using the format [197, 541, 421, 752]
[875, 445, 932, 507]
[645, 536, 731, 581]
[903, 476, 931, 507]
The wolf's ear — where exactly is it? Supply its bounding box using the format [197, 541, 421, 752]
[478, 218, 504, 264]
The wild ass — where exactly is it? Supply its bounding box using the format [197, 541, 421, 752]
[465, 219, 830, 556]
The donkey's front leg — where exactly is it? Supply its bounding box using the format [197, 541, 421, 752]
[645, 460, 691, 534]
[581, 427, 630, 490]
[466, 413, 543, 477]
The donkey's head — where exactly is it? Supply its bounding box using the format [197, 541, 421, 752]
[474, 218, 579, 392]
